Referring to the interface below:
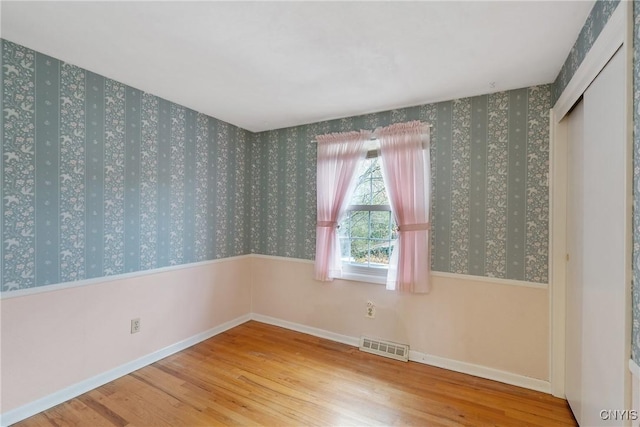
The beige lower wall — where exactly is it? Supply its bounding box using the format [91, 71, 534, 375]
[1, 254, 550, 417]
[0, 256, 252, 414]
[250, 256, 549, 381]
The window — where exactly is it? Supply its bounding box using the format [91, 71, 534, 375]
[315, 121, 430, 291]
[338, 153, 396, 283]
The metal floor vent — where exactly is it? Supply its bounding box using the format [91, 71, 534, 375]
[359, 337, 409, 362]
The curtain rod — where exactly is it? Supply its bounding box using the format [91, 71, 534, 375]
[311, 134, 431, 144]
[312, 123, 433, 144]
[372, 123, 433, 131]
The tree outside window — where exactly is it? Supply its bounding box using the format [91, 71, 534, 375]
[339, 156, 397, 270]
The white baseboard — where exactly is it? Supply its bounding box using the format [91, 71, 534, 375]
[251, 313, 360, 347]
[250, 313, 550, 394]
[0, 313, 252, 427]
[1, 312, 552, 426]
[409, 350, 550, 394]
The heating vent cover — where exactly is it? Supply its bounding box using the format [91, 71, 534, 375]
[359, 337, 409, 362]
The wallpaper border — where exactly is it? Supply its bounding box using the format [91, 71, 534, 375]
[0, 254, 252, 300]
[0, 253, 549, 301]
[251, 254, 549, 289]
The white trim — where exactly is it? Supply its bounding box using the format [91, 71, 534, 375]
[250, 254, 548, 289]
[340, 273, 387, 285]
[250, 253, 314, 264]
[552, 1, 625, 122]
[251, 314, 550, 393]
[250, 313, 360, 347]
[409, 350, 550, 394]
[0, 313, 252, 427]
[430, 271, 548, 289]
[0, 254, 252, 300]
[2, 254, 550, 300]
[549, 107, 568, 398]
[340, 271, 387, 285]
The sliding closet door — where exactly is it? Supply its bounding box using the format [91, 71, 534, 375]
[565, 46, 630, 426]
[565, 98, 584, 423]
[581, 46, 629, 424]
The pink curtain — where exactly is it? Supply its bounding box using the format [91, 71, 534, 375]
[378, 121, 431, 293]
[315, 131, 370, 281]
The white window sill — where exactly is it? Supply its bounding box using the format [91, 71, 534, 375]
[340, 271, 387, 285]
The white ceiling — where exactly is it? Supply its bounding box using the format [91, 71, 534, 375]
[1, 1, 594, 133]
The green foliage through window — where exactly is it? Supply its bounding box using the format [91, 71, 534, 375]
[339, 157, 397, 267]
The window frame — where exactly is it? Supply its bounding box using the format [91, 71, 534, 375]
[339, 149, 395, 285]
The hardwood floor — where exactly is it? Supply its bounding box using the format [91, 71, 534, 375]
[16, 321, 576, 426]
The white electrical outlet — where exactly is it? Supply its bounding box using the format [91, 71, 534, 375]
[366, 301, 376, 319]
[131, 318, 141, 334]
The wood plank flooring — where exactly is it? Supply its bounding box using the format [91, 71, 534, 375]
[16, 321, 576, 426]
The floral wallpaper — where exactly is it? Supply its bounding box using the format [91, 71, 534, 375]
[632, 0, 640, 364]
[251, 86, 551, 284]
[552, 0, 621, 103]
[1, 39, 252, 292]
[5, 37, 551, 290]
[3, 26, 587, 291]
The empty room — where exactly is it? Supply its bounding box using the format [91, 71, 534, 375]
[1, 1, 639, 426]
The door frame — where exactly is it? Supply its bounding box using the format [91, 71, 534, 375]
[549, 1, 632, 398]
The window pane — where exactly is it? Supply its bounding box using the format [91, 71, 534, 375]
[351, 159, 373, 205]
[371, 178, 388, 205]
[339, 236, 351, 261]
[350, 239, 369, 264]
[370, 240, 391, 265]
[352, 179, 371, 205]
[349, 211, 369, 239]
[338, 214, 349, 238]
[369, 159, 383, 179]
[370, 211, 391, 240]
[340, 155, 396, 274]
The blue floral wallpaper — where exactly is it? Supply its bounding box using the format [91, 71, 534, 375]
[632, 0, 640, 364]
[551, 0, 621, 103]
[9, 0, 626, 293]
[1, 39, 252, 292]
[250, 86, 551, 284]
[0, 39, 552, 291]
